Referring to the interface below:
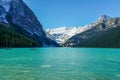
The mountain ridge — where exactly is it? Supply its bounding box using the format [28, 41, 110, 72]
[46, 15, 113, 44]
[0, 0, 59, 47]
[63, 16, 120, 47]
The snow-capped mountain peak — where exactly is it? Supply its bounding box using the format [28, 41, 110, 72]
[84, 15, 112, 29]
[96, 15, 111, 23]
[46, 26, 91, 44]
[46, 26, 68, 34]
[0, 0, 59, 47]
[46, 15, 112, 44]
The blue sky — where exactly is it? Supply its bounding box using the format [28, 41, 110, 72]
[23, 0, 120, 29]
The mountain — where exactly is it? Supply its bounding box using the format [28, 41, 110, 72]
[63, 15, 120, 48]
[0, 0, 59, 47]
[46, 26, 93, 44]
[46, 15, 112, 44]
[69, 26, 120, 48]
[46, 27, 80, 44]
[0, 23, 39, 47]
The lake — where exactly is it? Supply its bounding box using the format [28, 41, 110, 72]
[0, 48, 120, 80]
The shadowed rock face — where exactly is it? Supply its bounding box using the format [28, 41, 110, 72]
[0, 0, 59, 47]
[64, 16, 120, 47]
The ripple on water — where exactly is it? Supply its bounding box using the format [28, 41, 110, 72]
[41, 64, 52, 68]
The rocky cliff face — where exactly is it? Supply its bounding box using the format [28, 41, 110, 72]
[0, 0, 59, 47]
[63, 15, 120, 47]
[0, 0, 10, 23]
[46, 15, 113, 45]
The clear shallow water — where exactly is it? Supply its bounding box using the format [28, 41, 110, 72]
[0, 48, 120, 80]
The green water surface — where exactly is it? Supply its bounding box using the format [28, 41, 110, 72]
[0, 48, 120, 80]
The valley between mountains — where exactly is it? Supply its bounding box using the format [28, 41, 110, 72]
[0, 0, 120, 48]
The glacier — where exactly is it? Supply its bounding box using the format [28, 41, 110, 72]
[46, 15, 112, 44]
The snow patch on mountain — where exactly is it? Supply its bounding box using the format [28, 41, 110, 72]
[0, 0, 11, 12]
[0, 0, 12, 23]
[46, 26, 91, 44]
[46, 15, 112, 44]
[0, 0, 59, 47]
[83, 15, 111, 29]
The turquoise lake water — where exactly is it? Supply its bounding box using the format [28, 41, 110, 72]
[0, 48, 120, 80]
